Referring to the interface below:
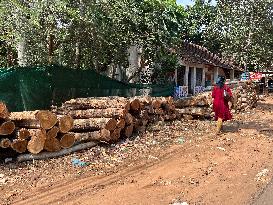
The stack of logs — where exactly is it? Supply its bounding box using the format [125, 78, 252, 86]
[54, 96, 176, 144]
[0, 106, 74, 155]
[232, 81, 258, 112]
[174, 81, 259, 119]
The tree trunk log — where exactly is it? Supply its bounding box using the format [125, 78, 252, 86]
[176, 107, 211, 116]
[125, 113, 134, 125]
[116, 119, 126, 129]
[44, 137, 61, 152]
[27, 129, 46, 154]
[0, 138, 11, 148]
[123, 124, 134, 138]
[0, 102, 10, 119]
[72, 118, 117, 132]
[110, 128, 121, 142]
[11, 139, 28, 153]
[63, 98, 130, 110]
[10, 110, 57, 129]
[15, 128, 31, 140]
[56, 108, 127, 119]
[46, 126, 59, 139]
[58, 133, 75, 148]
[58, 115, 74, 133]
[17, 141, 99, 162]
[74, 129, 111, 142]
[0, 121, 15, 135]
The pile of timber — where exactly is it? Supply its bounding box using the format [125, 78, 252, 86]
[54, 96, 176, 143]
[174, 81, 259, 119]
[0, 107, 74, 156]
[174, 93, 213, 119]
[232, 81, 258, 112]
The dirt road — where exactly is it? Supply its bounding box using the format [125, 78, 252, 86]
[1, 96, 273, 205]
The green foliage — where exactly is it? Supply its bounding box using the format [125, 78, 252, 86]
[206, 0, 273, 70]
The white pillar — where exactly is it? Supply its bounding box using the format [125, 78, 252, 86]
[184, 66, 189, 86]
[191, 67, 196, 94]
[230, 69, 235, 81]
[214, 67, 219, 83]
[202, 67, 206, 87]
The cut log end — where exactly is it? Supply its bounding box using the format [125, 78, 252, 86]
[36, 110, 57, 129]
[59, 133, 75, 148]
[27, 129, 46, 154]
[11, 139, 28, 153]
[0, 102, 10, 119]
[58, 115, 74, 133]
[16, 128, 31, 140]
[105, 118, 117, 131]
[44, 138, 62, 152]
[0, 121, 15, 135]
[0, 138, 11, 148]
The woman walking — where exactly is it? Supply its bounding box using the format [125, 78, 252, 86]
[212, 76, 232, 134]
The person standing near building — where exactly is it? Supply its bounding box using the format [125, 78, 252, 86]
[212, 76, 233, 134]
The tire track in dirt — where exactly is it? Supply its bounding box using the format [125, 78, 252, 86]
[12, 145, 190, 205]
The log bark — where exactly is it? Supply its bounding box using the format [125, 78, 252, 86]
[176, 107, 211, 116]
[174, 96, 209, 108]
[56, 108, 127, 119]
[17, 141, 99, 162]
[11, 139, 28, 153]
[74, 129, 111, 142]
[10, 110, 57, 129]
[72, 118, 117, 132]
[63, 98, 130, 110]
[27, 129, 46, 154]
[0, 102, 10, 119]
[58, 133, 75, 148]
[0, 121, 15, 135]
[58, 115, 74, 133]
[44, 137, 61, 152]
[0, 138, 11, 148]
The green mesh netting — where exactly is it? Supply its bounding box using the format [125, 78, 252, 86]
[0, 65, 174, 111]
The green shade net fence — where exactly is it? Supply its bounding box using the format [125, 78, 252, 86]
[0, 65, 174, 111]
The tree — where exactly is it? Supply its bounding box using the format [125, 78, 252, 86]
[206, 0, 273, 70]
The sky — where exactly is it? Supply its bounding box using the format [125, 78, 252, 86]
[176, 0, 216, 6]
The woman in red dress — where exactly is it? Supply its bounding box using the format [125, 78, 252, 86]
[212, 76, 232, 134]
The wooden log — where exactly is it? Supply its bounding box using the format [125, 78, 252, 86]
[110, 128, 121, 142]
[125, 113, 134, 125]
[10, 110, 57, 129]
[17, 141, 99, 162]
[0, 138, 11, 148]
[0, 102, 10, 119]
[15, 128, 30, 140]
[152, 99, 162, 109]
[130, 99, 141, 111]
[44, 138, 61, 152]
[36, 110, 58, 129]
[74, 129, 111, 142]
[0, 121, 15, 135]
[63, 98, 130, 111]
[58, 115, 74, 133]
[46, 126, 59, 139]
[174, 96, 209, 108]
[116, 119, 126, 129]
[58, 133, 75, 148]
[176, 107, 211, 116]
[27, 129, 46, 154]
[123, 124, 134, 138]
[72, 118, 117, 132]
[11, 139, 28, 153]
[56, 108, 128, 119]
